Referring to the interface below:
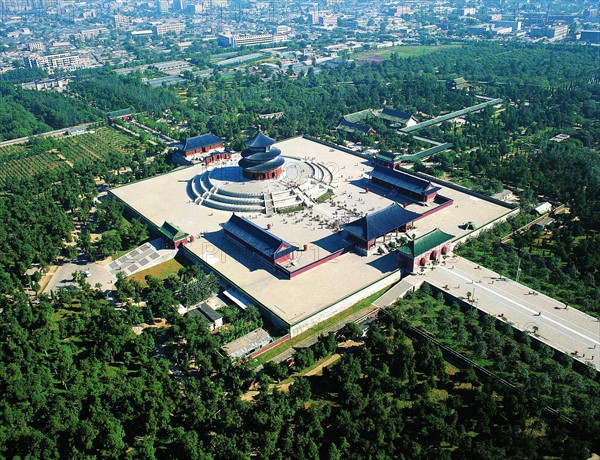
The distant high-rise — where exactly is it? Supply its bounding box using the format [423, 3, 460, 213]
[157, 0, 169, 13]
[217, 32, 283, 47]
[114, 14, 131, 29]
[153, 22, 186, 35]
[173, 0, 186, 11]
[24, 52, 81, 71]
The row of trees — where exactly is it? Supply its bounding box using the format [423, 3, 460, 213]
[456, 212, 600, 316]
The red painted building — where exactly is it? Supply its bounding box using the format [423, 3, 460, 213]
[107, 108, 133, 124]
[238, 131, 285, 181]
[181, 133, 227, 163]
[372, 151, 405, 169]
[159, 221, 194, 249]
[343, 203, 421, 255]
[398, 228, 454, 272]
[370, 166, 441, 203]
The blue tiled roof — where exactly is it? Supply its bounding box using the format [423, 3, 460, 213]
[370, 166, 441, 196]
[343, 203, 421, 242]
[379, 108, 413, 124]
[240, 147, 282, 161]
[239, 157, 285, 173]
[182, 132, 224, 152]
[246, 131, 275, 148]
[240, 133, 282, 175]
[337, 119, 373, 134]
[224, 214, 297, 260]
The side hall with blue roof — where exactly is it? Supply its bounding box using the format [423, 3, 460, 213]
[182, 132, 224, 155]
[370, 166, 441, 202]
[343, 203, 421, 254]
[223, 214, 298, 264]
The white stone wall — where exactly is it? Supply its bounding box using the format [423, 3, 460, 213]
[289, 270, 401, 337]
[453, 208, 520, 246]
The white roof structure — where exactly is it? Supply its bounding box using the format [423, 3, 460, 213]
[533, 202, 552, 215]
[222, 328, 272, 359]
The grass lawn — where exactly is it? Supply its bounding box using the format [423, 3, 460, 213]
[127, 255, 189, 286]
[113, 245, 139, 260]
[315, 190, 334, 204]
[250, 287, 391, 367]
[353, 45, 461, 62]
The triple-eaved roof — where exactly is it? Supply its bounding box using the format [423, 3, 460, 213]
[245, 131, 276, 148]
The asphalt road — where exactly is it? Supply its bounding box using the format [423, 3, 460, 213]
[422, 257, 600, 370]
[0, 123, 94, 147]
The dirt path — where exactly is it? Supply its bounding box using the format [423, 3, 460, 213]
[304, 354, 341, 377]
[38, 266, 58, 292]
[241, 390, 259, 402]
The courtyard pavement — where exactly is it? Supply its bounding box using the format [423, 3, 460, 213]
[110, 137, 514, 328]
[418, 256, 600, 370]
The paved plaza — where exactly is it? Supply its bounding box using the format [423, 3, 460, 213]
[110, 137, 513, 329]
[419, 257, 600, 370]
[44, 258, 114, 294]
[188, 235, 400, 325]
[108, 240, 176, 277]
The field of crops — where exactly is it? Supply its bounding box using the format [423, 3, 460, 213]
[352, 44, 462, 62]
[60, 128, 139, 164]
[0, 127, 142, 184]
[0, 144, 30, 162]
[0, 152, 69, 183]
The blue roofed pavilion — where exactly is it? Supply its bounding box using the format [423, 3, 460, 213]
[370, 166, 441, 202]
[182, 133, 224, 156]
[343, 203, 420, 253]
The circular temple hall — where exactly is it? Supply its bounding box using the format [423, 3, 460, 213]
[238, 131, 285, 181]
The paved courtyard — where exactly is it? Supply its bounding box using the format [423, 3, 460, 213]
[419, 257, 600, 370]
[108, 240, 176, 276]
[110, 137, 513, 329]
[187, 235, 399, 325]
[44, 258, 114, 294]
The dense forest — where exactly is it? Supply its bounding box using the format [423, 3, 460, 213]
[71, 69, 178, 114]
[0, 132, 173, 295]
[0, 83, 100, 140]
[166, 43, 600, 142]
[0, 67, 177, 141]
[1, 283, 597, 459]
